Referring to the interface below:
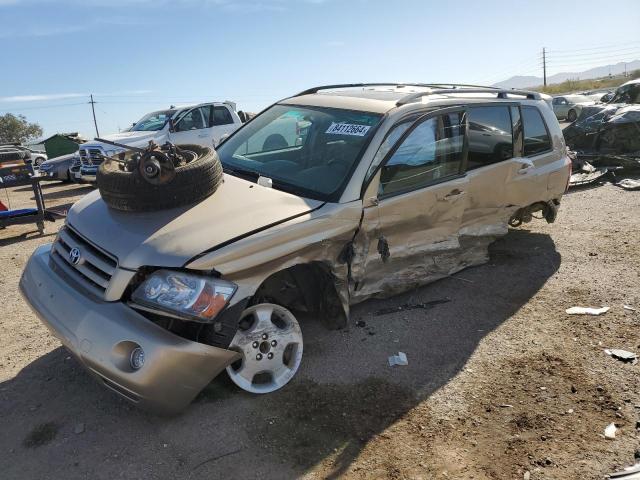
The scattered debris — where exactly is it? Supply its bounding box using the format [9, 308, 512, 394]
[355, 320, 366, 328]
[624, 305, 637, 312]
[569, 161, 609, 187]
[388, 352, 408, 367]
[73, 423, 85, 434]
[523, 471, 530, 480]
[608, 462, 640, 479]
[605, 349, 638, 363]
[617, 179, 640, 191]
[605, 422, 618, 439]
[563, 102, 640, 173]
[376, 299, 450, 316]
[499, 404, 514, 408]
[565, 306, 610, 316]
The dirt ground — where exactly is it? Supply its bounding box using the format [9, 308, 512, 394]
[0, 178, 639, 480]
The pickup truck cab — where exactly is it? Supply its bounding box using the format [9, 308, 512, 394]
[77, 101, 242, 182]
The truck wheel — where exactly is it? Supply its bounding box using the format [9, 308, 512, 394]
[226, 303, 303, 394]
[567, 109, 577, 122]
[97, 144, 223, 212]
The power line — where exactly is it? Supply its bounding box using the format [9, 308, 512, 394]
[546, 40, 640, 54]
[546, 46, 640, 59]
[0, 102, 86, 112]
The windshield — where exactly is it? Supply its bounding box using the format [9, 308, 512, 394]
[566, 95, 592, 104]
[216, 104, 382, 201]
[131, 109, 176, 132]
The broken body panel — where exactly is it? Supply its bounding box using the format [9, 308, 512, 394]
[563, 80, 640, 171]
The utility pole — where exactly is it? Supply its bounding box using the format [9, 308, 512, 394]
[542, 47, 547, 87]
[89, 94, 100, 137]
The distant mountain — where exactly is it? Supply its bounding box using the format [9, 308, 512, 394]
[492, 60, 640, 89]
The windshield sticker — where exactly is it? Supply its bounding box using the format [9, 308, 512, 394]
[325, 122, 371, 136]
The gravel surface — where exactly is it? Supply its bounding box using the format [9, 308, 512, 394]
[0, 179, 639, 480]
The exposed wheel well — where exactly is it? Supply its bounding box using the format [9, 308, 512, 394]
[249, 262, 348, 330]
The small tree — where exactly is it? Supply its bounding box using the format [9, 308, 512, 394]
[0, 113, 43, 144]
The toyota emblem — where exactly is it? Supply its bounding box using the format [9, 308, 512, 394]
[68, 247, 81, 265]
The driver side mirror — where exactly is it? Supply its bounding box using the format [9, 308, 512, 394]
[168, 118, 176, 133]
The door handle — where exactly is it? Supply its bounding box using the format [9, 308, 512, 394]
[518, 162, 534, 175]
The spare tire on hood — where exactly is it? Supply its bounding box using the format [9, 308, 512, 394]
[97, 144, 223, 212]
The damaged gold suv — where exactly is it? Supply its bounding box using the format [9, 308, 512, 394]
[20, 84, 571, 412]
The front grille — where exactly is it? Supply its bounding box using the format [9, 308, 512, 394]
[79, 148, 104, 166]
[50, 225, 118, 296]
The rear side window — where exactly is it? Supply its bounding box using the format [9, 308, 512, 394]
[467, 106, 513, 170]
[522, 107, 552, 156]
[212, 106, 234, 126]
[380, 112, 464, 197]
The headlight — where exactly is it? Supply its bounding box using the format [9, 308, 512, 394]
[131, 270, 236, 323]
[105, 148, 125, 158]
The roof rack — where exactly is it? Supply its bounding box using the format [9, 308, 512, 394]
[294, 83, 506, 97]
[396, 88, 542, 106]
[293, 83, 432, 96]
[291, 83, 542, 105]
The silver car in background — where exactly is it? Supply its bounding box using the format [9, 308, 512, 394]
[551, 94, 594, 122]
[37, 153, 78, 182]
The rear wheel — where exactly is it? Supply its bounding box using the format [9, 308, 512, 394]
[226, 303, 303, 394]
[567, 109, 577, 122]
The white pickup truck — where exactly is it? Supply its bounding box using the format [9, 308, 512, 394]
[76, 101, 243, 182]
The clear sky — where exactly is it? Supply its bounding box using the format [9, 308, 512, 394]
[1, 0, 639, 140]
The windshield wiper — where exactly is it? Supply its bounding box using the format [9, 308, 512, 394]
[222, 164, 261, 181]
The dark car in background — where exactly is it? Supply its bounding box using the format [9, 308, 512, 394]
[0, 145, 34, 186]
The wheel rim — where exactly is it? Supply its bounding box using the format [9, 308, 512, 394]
[226, 303, 303, 394]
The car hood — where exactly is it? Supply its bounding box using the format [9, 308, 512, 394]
[82, 130, 167, 150]
[41, 153, 76, 166]
[66, 174, 323, 270]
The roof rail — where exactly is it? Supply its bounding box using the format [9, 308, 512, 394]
[293, 83, 434, 96]
[293, 82, 505, 97]
[396, 88, 542, 106]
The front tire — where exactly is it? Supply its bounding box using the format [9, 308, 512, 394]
[226, 303, 303, 394]
[567, 109, 577, 122]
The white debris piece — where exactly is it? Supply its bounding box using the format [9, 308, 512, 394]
[605, 349, 638, 363]
[617, 179, 640, 191]
[624, 305, 637, 312]
[604, 422, 618, 439]
[565, 306, 610, 316]
[388, 352, 408, 367]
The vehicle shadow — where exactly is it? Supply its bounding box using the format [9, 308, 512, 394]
[0, 230, 57, 247]
[0, 229, 560, 480]
[12, 181, 69, 192]
[35, 185, 94, 202]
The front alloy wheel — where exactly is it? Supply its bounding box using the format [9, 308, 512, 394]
[226, 303, 303, 394]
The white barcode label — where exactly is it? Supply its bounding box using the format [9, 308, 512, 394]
[325, 122, 371, 136]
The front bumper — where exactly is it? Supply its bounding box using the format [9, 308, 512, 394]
[20, 244, 240, 413]
[79, 166, 97, 182]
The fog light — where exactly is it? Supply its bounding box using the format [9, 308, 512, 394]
[130, 347, 145, 370]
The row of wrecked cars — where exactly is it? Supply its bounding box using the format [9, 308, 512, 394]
[565, 78, 640, 190]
